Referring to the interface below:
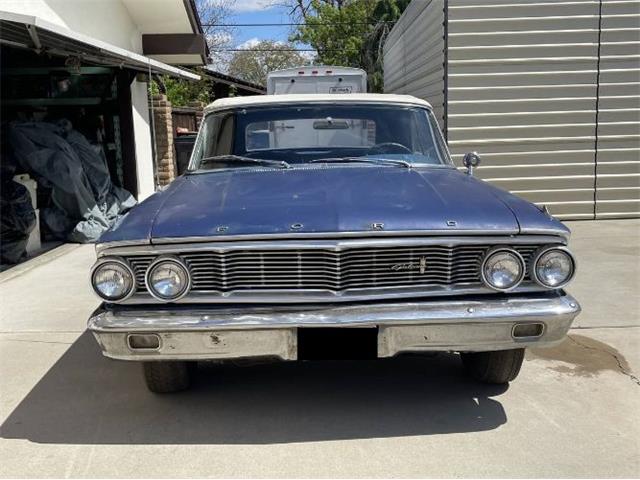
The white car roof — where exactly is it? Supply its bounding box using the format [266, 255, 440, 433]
[204, 93, 433, 113]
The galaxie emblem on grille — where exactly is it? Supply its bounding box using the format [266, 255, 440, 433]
[390, 256, 427, 274]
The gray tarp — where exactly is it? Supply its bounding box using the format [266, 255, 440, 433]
[7, 121, 136, 243]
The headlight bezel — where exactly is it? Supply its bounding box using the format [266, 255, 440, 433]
[481, 247, 526, 292]
[532, 245, 576, 289]
[144, 255, 192, 302]
[90, 256, 136, 302]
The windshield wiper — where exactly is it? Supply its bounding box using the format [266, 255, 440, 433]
[197, 155, 291, 169]
[309, 157, 412, 169]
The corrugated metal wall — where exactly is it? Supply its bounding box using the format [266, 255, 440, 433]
[383, 0, 446, 127]
[597, 0, 640, 218]
[384, 0, 640, 220]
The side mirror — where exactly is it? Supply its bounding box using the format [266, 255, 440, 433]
[463, 151, 481, 176]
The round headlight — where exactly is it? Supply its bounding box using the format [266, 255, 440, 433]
[145, 257, 191, 301]
[533, 246, 576, 288]
[91, 258, 135, 301]
[481, 249, 525, 291]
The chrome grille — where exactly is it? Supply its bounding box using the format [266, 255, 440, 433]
[129, 256, 155, 288]
[128, 245, 539, 292]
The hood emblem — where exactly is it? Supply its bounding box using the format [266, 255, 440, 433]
[290, 223, 303, 230]
[391, 256, 427, 274]
[371, 222, 384, 231]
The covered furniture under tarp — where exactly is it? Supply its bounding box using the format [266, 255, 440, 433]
[7, 121, 136, 243]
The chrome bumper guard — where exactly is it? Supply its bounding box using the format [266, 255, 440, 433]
[88, 293, 581, 361]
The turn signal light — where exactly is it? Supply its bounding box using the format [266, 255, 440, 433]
[128, 334, 160, 350]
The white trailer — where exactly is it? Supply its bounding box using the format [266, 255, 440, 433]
[267, 66, 367, 95]
[264, 67, 369, 150]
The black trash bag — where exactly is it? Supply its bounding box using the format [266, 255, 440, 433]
[0, 180, 37, 264]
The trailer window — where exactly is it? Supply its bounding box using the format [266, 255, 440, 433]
[246, 118, 376, 151]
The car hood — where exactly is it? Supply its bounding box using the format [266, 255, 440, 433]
[99, 166, 569, 243]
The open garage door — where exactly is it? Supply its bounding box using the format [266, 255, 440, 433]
[0, 11, 199, 81]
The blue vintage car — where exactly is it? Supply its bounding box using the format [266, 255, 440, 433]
[88, 94, 580, 392]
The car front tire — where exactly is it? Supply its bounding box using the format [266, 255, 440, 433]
[461, 348, 525, 384]
[143, 361, 192, 393]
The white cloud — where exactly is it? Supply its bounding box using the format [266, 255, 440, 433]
[206, 31, 233, 46]
[237, 37, 263, 49]
[299, 50, 316, 62]
[231, 0, 274, 12]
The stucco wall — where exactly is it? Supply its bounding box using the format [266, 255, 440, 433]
[2, 0, 142, 51]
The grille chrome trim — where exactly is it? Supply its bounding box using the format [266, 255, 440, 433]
[117, 236, 558, 304]
[103, 235, 564, 256]
[95, 227, 571, 253]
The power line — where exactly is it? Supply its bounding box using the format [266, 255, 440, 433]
[210, 48, 327, 52]
[202, 22, 396, 27]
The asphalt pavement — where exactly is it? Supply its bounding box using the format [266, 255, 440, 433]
[0, 219, 638, 478]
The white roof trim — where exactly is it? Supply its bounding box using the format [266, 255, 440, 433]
[0, 10, 200, 81]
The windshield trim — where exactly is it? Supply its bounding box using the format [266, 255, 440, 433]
[187, 162, 457, 176]
[187, 103, 452, 172]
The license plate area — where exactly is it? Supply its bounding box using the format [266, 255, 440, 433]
[297, 327, 378, 360]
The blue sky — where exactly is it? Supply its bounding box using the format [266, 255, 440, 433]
[228, 2, 297, 47]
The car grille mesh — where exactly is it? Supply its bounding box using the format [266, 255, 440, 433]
[128, 245, 539, 293]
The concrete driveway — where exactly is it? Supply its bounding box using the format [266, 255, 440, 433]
[1, 220, 638, 478]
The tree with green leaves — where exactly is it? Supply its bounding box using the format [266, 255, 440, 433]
[362, 0, 411, 91]
[227, 40, 310, 86]
[152, 69, 214, 107]
[286, 0, 410, 92]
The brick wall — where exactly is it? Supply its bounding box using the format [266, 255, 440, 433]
[151, 94, 176, 186]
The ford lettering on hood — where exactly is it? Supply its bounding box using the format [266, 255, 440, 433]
[100, 165, 567, 243]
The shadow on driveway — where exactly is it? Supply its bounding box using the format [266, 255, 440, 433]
[1, 331, 508, 444]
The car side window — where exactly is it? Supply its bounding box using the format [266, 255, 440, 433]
[201, 113, 234, 158]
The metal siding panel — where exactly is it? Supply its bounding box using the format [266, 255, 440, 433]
[449, 110, 598, 128]
[513, 189, 596, 203]
[384, 0, 638, 219]
[451, 148, 597, 165]
[597, 186, 640, 200]
[384, 0, 446, 128]
[596, 0, 640, 218]
[446, 0, 600, 219]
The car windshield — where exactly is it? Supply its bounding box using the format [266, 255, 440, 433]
[188, 104, 451, 171]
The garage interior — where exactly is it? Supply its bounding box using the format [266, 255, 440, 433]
[0, 13, 198, 267]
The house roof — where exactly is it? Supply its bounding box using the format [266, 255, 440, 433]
[203, 68, 267, 95]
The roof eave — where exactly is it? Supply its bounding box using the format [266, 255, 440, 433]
[0, 10, 201, 81]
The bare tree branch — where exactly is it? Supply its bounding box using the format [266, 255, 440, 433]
[195, 0, 236, 69]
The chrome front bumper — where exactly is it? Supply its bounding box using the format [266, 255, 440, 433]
[88, 293, 581, 361]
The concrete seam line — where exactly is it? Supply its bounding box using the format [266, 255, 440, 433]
[0, 243, 82, 284]
[0, 330, 85, 334]
[571, 325, 640, 330]
[3, 339, 76, 345]
[568, 335, 640, 387]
